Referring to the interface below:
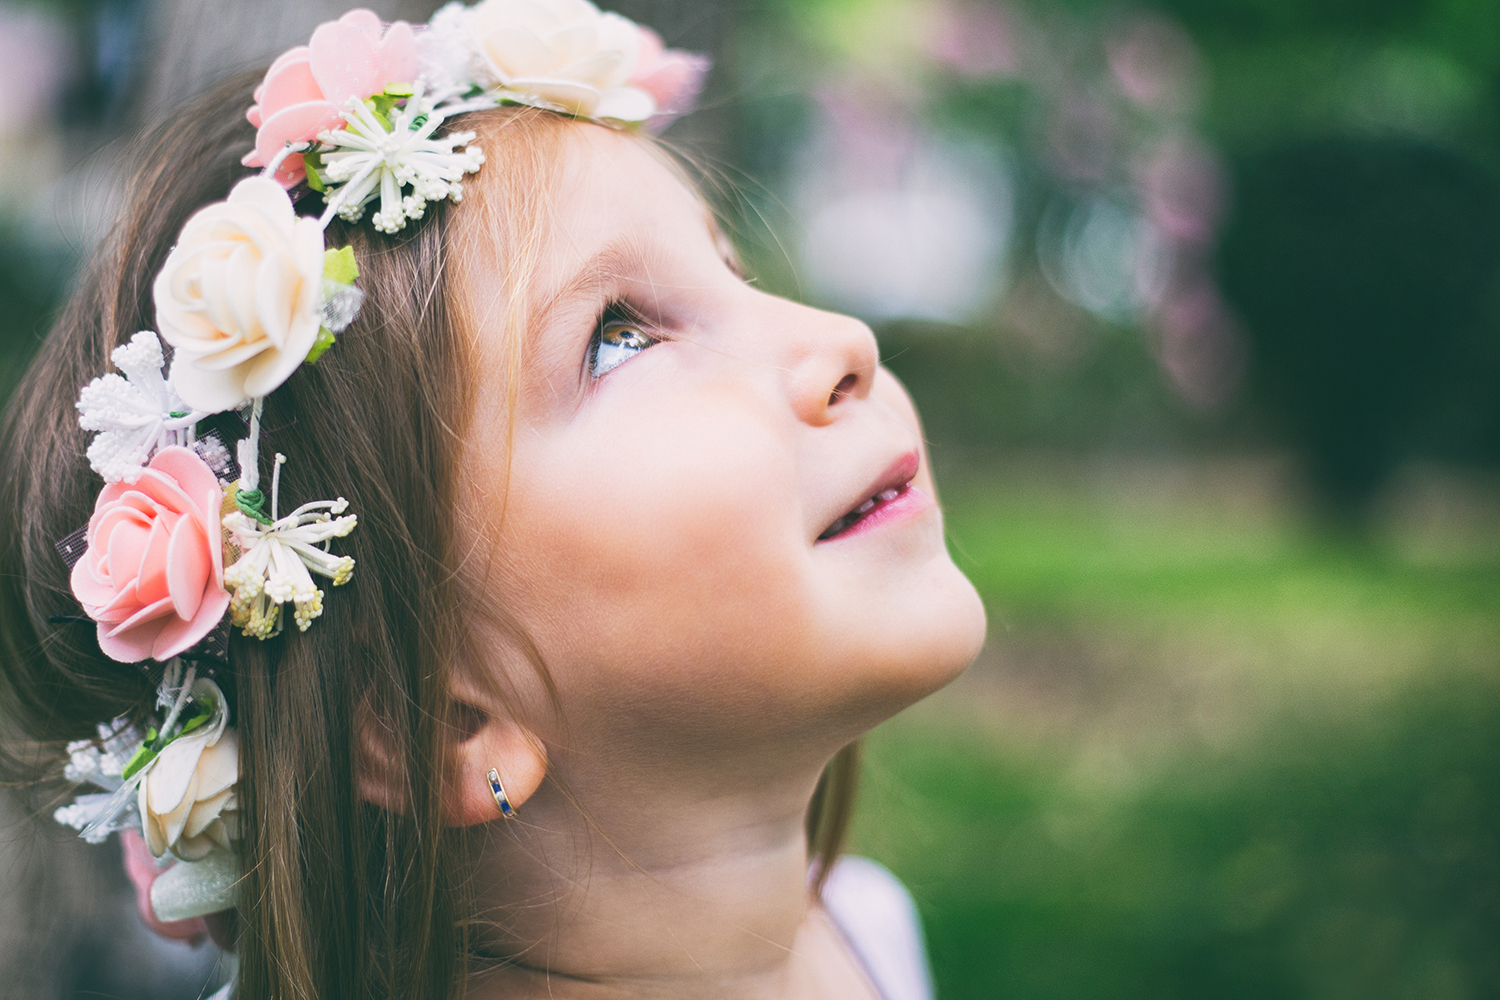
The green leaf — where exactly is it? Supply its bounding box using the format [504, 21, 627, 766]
[176, 700, 213, 738]
[383, 82, 414, 98]
[303, 149, 327, 192]
[365, 95, 395, 128]
[122, 744, 158, 780]
[323, 246, 359, 286]
[306, 327, 337, 365]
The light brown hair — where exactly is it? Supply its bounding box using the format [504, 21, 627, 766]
[0, 72, 858, 999]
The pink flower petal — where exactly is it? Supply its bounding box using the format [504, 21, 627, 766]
[308, 8, 387, 104]
[104, 594, 175, 638]
[133, 515, 174, 606]
[105, 515, 152, 594]
[259, 53, 322, 118]
[121, 467, 199, 519]
[148, 447, 220, 522]
[93, 503, 151, 559]
[255, 100, 342, 176]
[152, 587, 229, 661]
[93, 578, 142, 624]
[70, 553, 117, 610]
[205, 486, 224, 583]
[96, 602, 171, 663]
[165, 513, 210, 622]
[375, 21, 419, 92]
[265, 44, 312, 84]
[634, 25, 665, 69]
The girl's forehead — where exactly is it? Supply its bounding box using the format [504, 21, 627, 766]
[546, 126, 716, 264]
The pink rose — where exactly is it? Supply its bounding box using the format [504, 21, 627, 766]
[629, 27, 710, 130]
[70, 446, 230, 663]
[242, 9, 419, 187]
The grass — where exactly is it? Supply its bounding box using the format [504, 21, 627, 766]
[847, 457, 1500, 1000]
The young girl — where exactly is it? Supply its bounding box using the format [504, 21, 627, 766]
[0, 4, 986, 998]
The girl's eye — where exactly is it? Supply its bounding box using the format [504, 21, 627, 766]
[590, 320, 656, 379]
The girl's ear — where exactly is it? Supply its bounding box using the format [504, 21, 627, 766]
[356, 692, 549, 826]
[443, 706, 549, 826]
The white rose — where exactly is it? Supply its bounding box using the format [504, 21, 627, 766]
[155, 176, 325, 414]
[139, 722, 240, 862]
[467, 0, 655, 122]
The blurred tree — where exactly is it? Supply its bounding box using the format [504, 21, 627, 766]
[1218, 137, 1500, 513]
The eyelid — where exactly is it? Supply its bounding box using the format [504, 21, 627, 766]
[604, 295, 657, 331]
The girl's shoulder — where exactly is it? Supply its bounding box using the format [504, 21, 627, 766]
[819, 856, 936, 1000]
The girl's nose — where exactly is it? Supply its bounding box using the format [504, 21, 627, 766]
[781, 305, 880, 427]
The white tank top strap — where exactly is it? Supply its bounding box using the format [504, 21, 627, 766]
[819, 856, 937, 1000]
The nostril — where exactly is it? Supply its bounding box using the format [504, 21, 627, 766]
[829, 373, 858, 406]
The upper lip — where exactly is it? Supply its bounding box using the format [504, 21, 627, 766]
[817, 450, 920, 540]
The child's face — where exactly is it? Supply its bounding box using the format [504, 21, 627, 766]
[461, 126, 985, 765]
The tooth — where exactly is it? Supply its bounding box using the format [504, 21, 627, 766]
[856, 499, 876, 514]
[877, 489, 898, 502]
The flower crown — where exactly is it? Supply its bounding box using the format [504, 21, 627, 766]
[55, 0, 707, 921]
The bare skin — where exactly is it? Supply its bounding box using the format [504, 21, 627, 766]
[371, 125, 986, 1000]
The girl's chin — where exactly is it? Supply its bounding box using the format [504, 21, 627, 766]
[830, 565, 987, 722]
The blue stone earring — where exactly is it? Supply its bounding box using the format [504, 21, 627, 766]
[486, 768, 516, 818]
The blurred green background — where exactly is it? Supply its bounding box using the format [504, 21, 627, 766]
[2, 0, 1499, 997]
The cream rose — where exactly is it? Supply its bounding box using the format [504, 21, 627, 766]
[154, 176, 325, 414]
[467, 0, 655, 122]
[138, 682, 239, 862]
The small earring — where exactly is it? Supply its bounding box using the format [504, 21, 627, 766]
[486, 768, 517, 818]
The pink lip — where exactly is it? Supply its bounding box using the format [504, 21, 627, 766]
[816, 450, 927, 543]
[838, 483, 931, 541]
[816, 483, 933, 543]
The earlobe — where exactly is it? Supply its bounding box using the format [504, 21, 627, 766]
[446, 709, 549, 826]
[356, 701, 549, 825]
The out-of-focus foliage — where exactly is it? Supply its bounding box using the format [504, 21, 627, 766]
[854, 464, 1500, 999]
[1221, 139, 1500, 512]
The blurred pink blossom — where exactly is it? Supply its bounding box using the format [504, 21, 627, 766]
[926, 0, 1017, 79]
[0, 4, 69, 135]
[1139, 138, 1225, 246]
[631, 27, 711, 130]
[1156, 281, 1245, 411]
[1107, 14, 1201, 112]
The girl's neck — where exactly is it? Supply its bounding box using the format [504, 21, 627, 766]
[465, 762, 877, 1000]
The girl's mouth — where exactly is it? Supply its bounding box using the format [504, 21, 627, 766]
[817, 482, 928, 542]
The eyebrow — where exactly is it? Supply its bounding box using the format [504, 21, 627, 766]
[530, 236, 665, 337]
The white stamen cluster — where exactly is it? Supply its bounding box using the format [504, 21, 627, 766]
[76, 332, 202, 482]
[222, 455, 356, 638]
[54, 721, 143, 843]
[318, 85, 486, 235]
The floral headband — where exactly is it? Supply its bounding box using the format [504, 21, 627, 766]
[55, 0, 707, 926]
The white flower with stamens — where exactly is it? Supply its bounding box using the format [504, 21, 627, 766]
[54, 721, 144, 843]
[317, 83, 485, 235]
[76, 332, 202, 482]
[222, 454, 356, 639]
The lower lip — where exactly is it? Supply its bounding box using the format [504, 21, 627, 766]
[818, 485, 934, 543]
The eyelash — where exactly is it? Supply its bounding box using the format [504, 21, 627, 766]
[588, 301, 660, 380]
